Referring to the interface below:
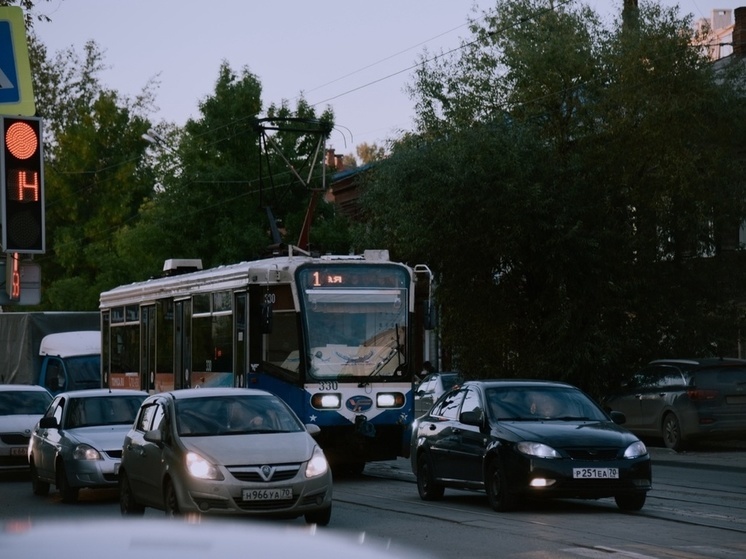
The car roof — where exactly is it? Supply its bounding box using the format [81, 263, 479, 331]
[55, 389, 149, 398]
[159, 387, 275, 401]
[460, 379, 576, 390]
[648, 358, 746, 370]
[0, 384, 51, 393]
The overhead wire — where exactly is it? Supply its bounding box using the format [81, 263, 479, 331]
[36, 0, 704, 266]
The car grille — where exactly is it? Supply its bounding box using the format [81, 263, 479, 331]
[234, 497, 298, 511]
[104, 450, 123, 459]
[227, 463, 300, 483]
[0, 434, 30, 445]
[564, 448, 620, 461]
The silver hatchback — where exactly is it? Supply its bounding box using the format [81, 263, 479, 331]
[119, 387, 333, 524]
[28, 388, 148, 502]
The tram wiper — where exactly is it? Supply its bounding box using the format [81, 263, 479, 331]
[368, 348, 398, 377]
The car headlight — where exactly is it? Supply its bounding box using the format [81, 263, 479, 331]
[185, 451, 223, 480]
[72, 444, 102, 461]
[516, 441, 561, 459]
[623, 440, 648, 459]
[305, 445, 329, 479]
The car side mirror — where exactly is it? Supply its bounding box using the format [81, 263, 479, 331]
[144, 429, 163, 445]
[609, 410, 626, 425]
[38, 416, 58, 429]
[306, 424, 321, 437]
[459, 410, 483, 427]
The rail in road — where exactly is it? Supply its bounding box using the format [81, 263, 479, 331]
[2, 445, 744, 559]
[342, 450, 746, 559]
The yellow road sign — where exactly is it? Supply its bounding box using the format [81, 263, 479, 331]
[0, 6, 35, 116]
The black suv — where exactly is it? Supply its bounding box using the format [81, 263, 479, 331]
[603, 358, 746, 450]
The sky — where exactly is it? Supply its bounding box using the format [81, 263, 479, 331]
[29, 0, 745, 157]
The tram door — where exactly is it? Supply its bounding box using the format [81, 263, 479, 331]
[234, 292, 248, 387]
[140, 305, 156, 391]
[174, 299, 192, 388]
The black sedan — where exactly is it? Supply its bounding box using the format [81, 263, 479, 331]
[410, 379, 651, 512]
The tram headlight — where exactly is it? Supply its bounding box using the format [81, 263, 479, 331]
[311, 393, 341, 409]
[377, 392, 404, 408]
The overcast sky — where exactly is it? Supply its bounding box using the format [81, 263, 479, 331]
[31, 0, 743, 156]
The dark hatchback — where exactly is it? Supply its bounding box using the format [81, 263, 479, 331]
[602, 358, 746, 451]
[410, 379, 651, 512]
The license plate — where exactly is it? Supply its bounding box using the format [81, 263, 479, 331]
[242, 487, 292, 501]
[573, 467, 618, 479]
[10, 447, 26, 456]
[114, 462, 120, 475]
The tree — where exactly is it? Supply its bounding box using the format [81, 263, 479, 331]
[115, 62, 350, 276]
[356, 142, 386, 164]
[23, 35, 157, 310]
[355, 0, 746, 394]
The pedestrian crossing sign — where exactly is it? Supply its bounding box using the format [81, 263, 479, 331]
[0, 6, 35, 116]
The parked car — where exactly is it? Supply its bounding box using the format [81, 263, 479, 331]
[0, 384, 52, 472]
[118, 387, 333, 524]
[415, 372, 463, 415]
[411, 379, 651, 512]
[28, 388, 148, 502]
[602, 358, 746, 451]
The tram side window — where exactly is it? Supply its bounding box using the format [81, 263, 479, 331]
[266, 310, 300, 373]
[192, 314, 233, 375]
[111, 324, 139, 374]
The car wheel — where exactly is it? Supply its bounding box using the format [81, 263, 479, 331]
[662, 412, 685, 451]
[615, 492, 646, 511]
[30, 459, 50, 496]
[119, 471, 145, 516]
[485, 459, 518, 512]
[416, 454, 444, 501]
[304, 504, 332, 526]
[56, 462, 79, 504]
[164, 479, 181, 517]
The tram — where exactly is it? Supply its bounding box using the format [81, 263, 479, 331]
[99, 248, 432, 471]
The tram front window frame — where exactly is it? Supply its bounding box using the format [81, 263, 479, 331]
[297, 264, 411, 381]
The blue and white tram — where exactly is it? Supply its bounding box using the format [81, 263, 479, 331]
[99, 249, 424, 470]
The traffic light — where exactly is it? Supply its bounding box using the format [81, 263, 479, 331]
[1, 116, 45, 253]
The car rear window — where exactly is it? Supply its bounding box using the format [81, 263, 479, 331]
[693, 366, 746, 389]
[0, 391, 51, 415]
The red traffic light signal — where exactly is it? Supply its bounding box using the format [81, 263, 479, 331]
[1, 116, 45, 253]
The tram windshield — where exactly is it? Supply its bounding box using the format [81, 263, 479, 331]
[297, 265, 410, 380]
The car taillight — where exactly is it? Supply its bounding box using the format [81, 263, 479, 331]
[687, 388, 718, 401]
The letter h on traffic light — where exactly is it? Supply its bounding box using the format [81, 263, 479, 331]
[1, 116, 45, 254]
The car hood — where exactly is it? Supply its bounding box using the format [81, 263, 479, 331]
[499, 420, 640, 448]
[183, 431, 317, 465]
[0, 414, 44, 433]
[64, 425, 133, 450]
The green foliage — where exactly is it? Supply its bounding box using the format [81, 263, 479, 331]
[114, 62, 347, 273]
[358, 0, 746, 396]
[22, 26, 349, 311]
[25, 38, 156, 310]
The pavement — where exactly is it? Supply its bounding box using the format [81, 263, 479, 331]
[647, 443, 745, 472]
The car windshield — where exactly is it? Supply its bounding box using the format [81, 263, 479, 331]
[0, 391, 51, 415]
[176, 395, 305, 437]
[486, 386, 608, 421]
[441, 374, 461, 391]
[66, 395, 144, 428]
